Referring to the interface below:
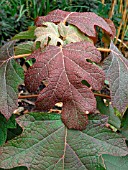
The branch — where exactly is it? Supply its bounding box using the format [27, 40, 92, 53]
[94, 93, 111, 99]
[18, 93, 111, 99]
[13, 48, 111, 59]
[97, 48, 111, 52]
[14, 53, 30, 59]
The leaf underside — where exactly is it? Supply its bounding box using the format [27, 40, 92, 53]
[25, 41, 105, 130]
[103, 41, 128, 113]
[0, 113, 127, 170]
[35, 9, 113, 38]
[0, 41, 24, 120]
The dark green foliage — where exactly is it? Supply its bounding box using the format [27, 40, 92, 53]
[0, 113, 16, 146]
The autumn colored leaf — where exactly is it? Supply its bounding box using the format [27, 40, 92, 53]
[104, 19, 116, 39]
[25, 41, 105, 130]
[0, 113, 127, 170]
[103, 41, 128, 113]
[0, 41, 24, 120]
[35, 9, 113, 38]
[34, 22, 63, 48]
[58, 22, 92, 44]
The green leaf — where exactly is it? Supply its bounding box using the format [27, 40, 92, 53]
[7, 115, 16, 129]
[0, 114, 7, 146]
[58, 22, 92, 44]
[7, 124, 23, 141]
[34, 22, 63, 48]
[12, 26, 36, 40]
[15, 41, 34, 55]
[120, 109, 128, 140]
[96, 97, 121, 129]
[102, 154, 128, 170]
[0, 41, 24, 120]
[0, 113, 127, 170]
[0, 113, 16, 146]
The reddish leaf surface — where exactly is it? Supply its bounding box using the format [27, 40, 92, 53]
[35, 9, 112, 38]
[25, 41, 105, 130]
[104, 19, 116, 39]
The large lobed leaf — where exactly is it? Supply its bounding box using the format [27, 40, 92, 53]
[25, 41, 105, 130]
[0, 113, 127, 170]
[103, 41, 128, 113]
[102, 154, 128, 170]
[35, 9, 113, 38]
[0, 41, 24, 120]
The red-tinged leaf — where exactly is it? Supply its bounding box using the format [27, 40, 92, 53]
[104, 19, 116, 39]
[0, 41, 24, 120]
[0, 113, 128, 170]
[25, 41, 105, 130]
[103, 41, 128, 113]
[35, 9, 112, 38]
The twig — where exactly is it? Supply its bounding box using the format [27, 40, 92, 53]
[18, 94, 38, 99]
[109, 0, 116, 19]
[14, 53, 30, 59]
[119, 0, 123, 13]
[115, 2, 127, 45]
[116, 37, 128, 49]
[94, 93, 111, 99]
[101, 0, 105, 4]
[119, 10, 128, 49]
[18, 93, 111, 100]
[97, 48, 111, 52]
[13, 48, 111, 59]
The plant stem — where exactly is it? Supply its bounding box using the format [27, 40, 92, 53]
[115, 2, 127, 45]
[18, 93, 111, 99]
[97, 48, 111, 52]
[18, 94, 38, 99]
[109, 0, 116, 19]
[94, 93, 111, 99]
[14, 48, 111, 59]
[14, 53, 30, 59]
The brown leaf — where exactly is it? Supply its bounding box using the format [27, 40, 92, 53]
[104, 19, 116, 39]
[35, 9, 112, 38]
[25, 41, 105, 130]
